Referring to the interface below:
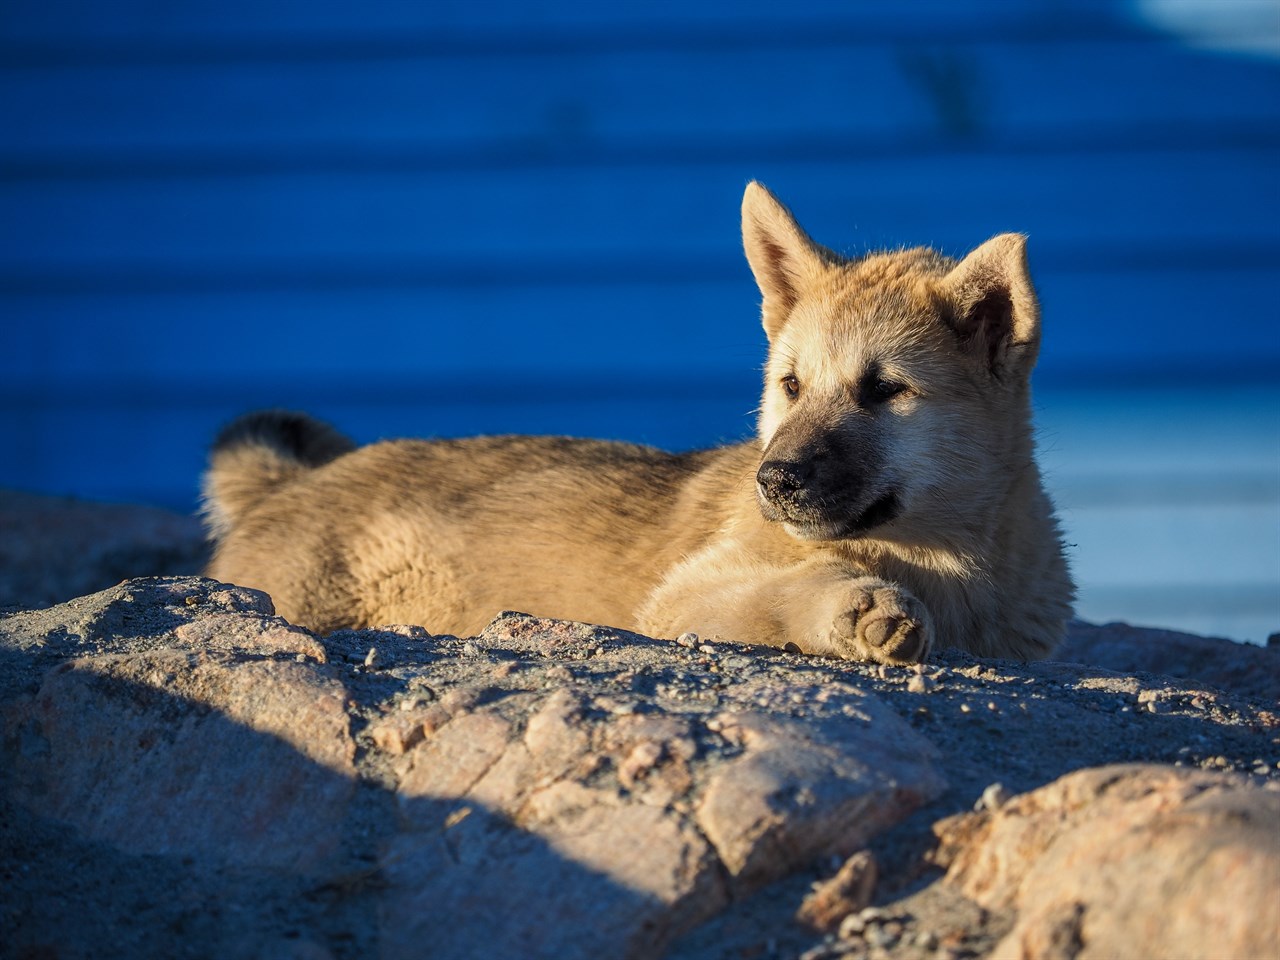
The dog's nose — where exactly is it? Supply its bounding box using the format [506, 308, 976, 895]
[756, 460, 811, 499]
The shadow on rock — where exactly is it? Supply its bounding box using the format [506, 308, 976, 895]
[1, 578, 948, 960]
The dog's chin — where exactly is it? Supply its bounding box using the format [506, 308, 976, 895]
[781, 520, 847, 542]
[767, 493, 902, 542]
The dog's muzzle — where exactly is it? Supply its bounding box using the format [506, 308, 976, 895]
[756, 458, 901, 539]
[756, 459, 812, 504]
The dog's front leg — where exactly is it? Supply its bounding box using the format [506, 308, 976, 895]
[798, 574, 934, 665]
[638, 549, 933, 665]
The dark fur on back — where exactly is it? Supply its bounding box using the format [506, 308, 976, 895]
[201, 410, 356, 540]
[211, 409, 356, 467]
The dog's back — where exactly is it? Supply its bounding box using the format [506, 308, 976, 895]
[203, 414, 753, 634]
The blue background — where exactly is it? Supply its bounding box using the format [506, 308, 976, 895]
[2, 0, 1277, 642]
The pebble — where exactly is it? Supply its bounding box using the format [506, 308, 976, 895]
[975, 781, 1012, 812]
[363, 647, 380, 668]
[866, 925, 896, 948]
[907, 674, 935, 694]
[838, 913, 866, 938]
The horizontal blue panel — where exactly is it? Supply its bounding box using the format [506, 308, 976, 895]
[3, 265, 1277, 388]
[2, 151, 1277, 273]
[2, 39, 1275, 162]
[0, 392, 768, 508]
[0, 0, 1129, 50]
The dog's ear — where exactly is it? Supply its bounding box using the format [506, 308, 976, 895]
[741, 182, 836, 340]
[940, 233, 1041, 379]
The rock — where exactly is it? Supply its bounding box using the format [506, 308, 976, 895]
[1, 561, 1277, 959]
[0, 489, 207, 610]
[378, 613, 943, 957]
[694, 698, 941, 894]
[796, 849, 878, 932]
[2, 578, 355, 872]
[936, 763, 1280, 960]
[1059, 619, 1280, 703]
[1, 582, 945, 960]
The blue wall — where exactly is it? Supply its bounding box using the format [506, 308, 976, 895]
[1, 1, 1278, 641]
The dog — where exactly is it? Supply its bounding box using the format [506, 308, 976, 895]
[201, 182, 1073, 664]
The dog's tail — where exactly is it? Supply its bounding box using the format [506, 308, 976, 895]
[201, 410, 356, 540]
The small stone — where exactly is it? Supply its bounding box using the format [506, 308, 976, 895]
[369, 715, 426, 755]
[959, 703, 972, 713]
[698, 644, 717, 655]
[796, 849, 879, 932]
[866, 925, 895, 948]
[383, 624, 430, 639]
[542, 665, 574, 684]
[618, 740, 666, 789]
[364, 647, 380, 668]
[838, 913, 867, 938]
[675, 632, 698, 648]
[907, 674, 934, 694]
[976, 782, 1012, 812]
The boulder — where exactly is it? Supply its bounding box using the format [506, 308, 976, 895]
[0, 489, 206, 610]
[1059, 619, 1280, 703]
[1, 581, 945, 960]
[936, 764, 1280, 960]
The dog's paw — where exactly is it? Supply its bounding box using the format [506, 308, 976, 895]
[829, 578, 933, 665]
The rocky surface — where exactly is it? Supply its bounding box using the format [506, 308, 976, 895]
[935, 765, 1279, 960]
[0, 489, 207, 610]
[1, 491, 1278, 959]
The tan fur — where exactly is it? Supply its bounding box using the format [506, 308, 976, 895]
[202, 182, 1073, 664]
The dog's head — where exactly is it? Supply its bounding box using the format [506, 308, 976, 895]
[742, 181, 1042, 545]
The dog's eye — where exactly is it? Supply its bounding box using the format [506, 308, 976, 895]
[867, 378, 909, 404]
[781, 375, 801, 400]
